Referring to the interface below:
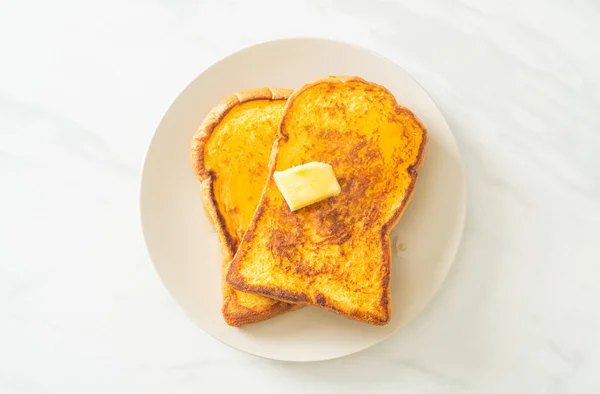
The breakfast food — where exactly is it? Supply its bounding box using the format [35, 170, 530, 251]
[191, 88, 300, 326]
[226, 76, 428, 325]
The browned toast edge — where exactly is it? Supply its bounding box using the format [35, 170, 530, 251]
[191, 87, 300, 327]
[226, 76, 429, 326]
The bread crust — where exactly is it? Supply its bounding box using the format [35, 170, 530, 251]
[226, 76, 428, 325]
[191, 87, 300, 327]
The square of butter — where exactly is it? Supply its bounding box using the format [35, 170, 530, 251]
[273, 162, 341, 211]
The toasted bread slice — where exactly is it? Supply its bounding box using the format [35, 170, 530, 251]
[226, 76, 428, 325]
[191, 88, 300, 327]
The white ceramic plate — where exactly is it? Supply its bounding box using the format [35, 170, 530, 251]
[140, 38, 466, 362]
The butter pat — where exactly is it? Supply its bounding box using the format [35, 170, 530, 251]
[273, 162, 341, 211]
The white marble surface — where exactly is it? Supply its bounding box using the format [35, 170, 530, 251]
[1, 0, 599, 392]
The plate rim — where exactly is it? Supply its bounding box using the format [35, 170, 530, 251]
[138, 36, 467, 362]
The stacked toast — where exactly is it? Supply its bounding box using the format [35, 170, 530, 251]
[191, 76, 427, 327]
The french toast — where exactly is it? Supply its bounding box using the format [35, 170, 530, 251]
[191, 87, 300, 327]
[226, 76, 428, 325]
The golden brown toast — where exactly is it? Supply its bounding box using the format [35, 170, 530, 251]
[191, 87, 300, 327]
[226, 76, 428, 325]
